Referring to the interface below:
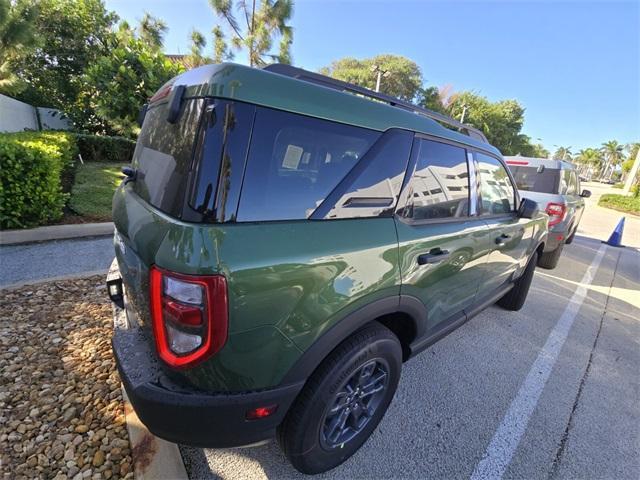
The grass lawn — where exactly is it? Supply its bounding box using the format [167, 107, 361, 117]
[598, 193, 640, 216]
[68, 162, 125, 221]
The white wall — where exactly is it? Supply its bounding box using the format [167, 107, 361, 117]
[0, 94, 72, 132]
[37, 107, 72, 130]
[0, 94, 39, 132]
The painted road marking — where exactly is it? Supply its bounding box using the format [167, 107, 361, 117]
[470, 244, 607, 480]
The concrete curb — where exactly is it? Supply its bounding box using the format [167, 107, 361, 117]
[121, 387, 189, 480]
[0, 269, 108, 290]
[0, 222, 114, 246]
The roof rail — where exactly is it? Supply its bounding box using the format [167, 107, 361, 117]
[263, 63, 488, 144]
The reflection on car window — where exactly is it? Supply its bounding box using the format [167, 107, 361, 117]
[563, 169, 578, 195]
[189, 101, 255, 222]
[323, 130, 413, 219]
[237, 108, 379, 221]
[133, 98, 205, 218]
[476, 153, 516, 215]
[398, 139, 470, 220]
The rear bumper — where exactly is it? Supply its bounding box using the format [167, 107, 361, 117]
[108, 260, 304, 448]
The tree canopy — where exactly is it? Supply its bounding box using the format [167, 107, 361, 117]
[320, 55, 551, 156]
[320, 55, 423, 102]
[445, 91, 539, 155]
[82, 18, 184, 136]
[10, 0, 117, 110]
[0, 0, 38, 94]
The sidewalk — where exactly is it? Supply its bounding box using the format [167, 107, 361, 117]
[0, 222, 113, 246]
[578, 182, 639, 248]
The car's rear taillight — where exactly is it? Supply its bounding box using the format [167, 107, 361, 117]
[545, 202, 567, 227]
[149, 266, 228, 369]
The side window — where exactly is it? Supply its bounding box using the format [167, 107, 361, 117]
[560, 169, 572, 194]
[237, 108, 380, 221]
[321, 129, 413, 219]
[476, 153, 516, 215]
[568, 170, 578, 195]
[398, 139, 470, 220]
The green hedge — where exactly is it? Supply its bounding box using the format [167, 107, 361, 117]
[75, 134, 135, 163]
[598, 193, 640, 215]
[0, 131, 78, 229]
[0, 131, 135, 229]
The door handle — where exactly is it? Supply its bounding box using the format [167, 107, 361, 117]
[417, 248, 450, 265]
[495, 233, 511, 246]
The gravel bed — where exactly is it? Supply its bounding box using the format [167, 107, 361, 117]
[0, 276, 133, 480]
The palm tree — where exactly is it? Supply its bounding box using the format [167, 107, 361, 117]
[576, 148, 603, 178]
[185, 30, 209, 68]
[138, 12, 168, 51]
[210, 0, 293, 67]
[600, 140, 624, 181]
[553, 146, 572, 161]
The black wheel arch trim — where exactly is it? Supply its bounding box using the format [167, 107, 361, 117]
[280, 295, 426, 385]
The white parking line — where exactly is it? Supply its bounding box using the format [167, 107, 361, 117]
[470, 244, 608, 480]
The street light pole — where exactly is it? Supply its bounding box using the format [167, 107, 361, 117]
[371, 64, 389, 93]
[459, 104, 468, 123]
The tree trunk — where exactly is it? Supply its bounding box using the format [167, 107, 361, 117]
[623, 149, 640, 194]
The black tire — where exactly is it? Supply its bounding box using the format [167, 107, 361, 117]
[277, 322, 402, 475]
[565, 227, 576, 244]
[498, 250, 538, 311]
[538, 242, 564, 269]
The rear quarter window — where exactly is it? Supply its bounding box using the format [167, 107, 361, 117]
[237, 108, 380, 221]
[132, 98, 205, 217]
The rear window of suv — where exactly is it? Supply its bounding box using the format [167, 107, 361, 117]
[237, 108, 380, 221]
[509, 166, 560, 194]
[132, 99, 205, 217]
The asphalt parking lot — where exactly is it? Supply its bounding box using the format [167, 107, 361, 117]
[181, 197, 640, 479]
[0, 236, 114, 288]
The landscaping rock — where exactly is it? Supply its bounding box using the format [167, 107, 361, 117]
[0, 276, 132, 479]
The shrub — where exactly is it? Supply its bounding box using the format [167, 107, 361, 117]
[598, 193, 640, 215]
[75, 134, 135, 163]
[0, 132, 78, 229]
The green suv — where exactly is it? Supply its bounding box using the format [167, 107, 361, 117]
[107, 63, 548, 474]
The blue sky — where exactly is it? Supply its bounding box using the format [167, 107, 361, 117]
[105, 0, 639, 152]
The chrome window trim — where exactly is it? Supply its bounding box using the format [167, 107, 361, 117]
[467, 151, 479, 216]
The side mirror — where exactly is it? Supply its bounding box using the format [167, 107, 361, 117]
[580, 189, 591, 198]
[518, 198, 539, 219]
